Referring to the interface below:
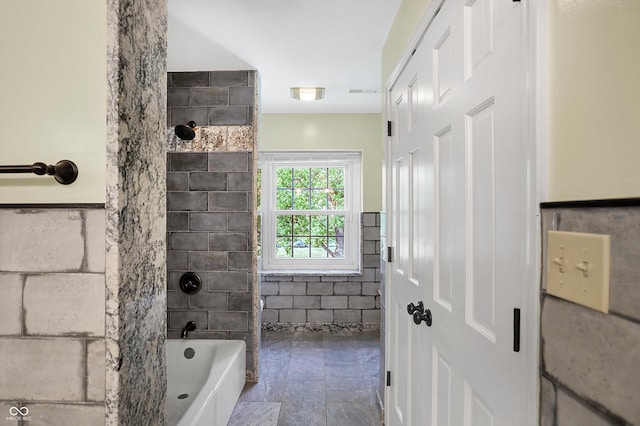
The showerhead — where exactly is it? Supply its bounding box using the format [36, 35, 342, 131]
[175, 121, 197, 140]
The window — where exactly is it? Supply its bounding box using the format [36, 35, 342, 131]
[259, 152, 362, 271]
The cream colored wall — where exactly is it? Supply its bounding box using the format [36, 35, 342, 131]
[381, 0, 432, 85]
[260, 114, 383, 211]
[0, 0, 106, 204]
[548, 0, 640, 201]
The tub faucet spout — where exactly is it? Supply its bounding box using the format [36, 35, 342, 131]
[181, 321, 196, 339]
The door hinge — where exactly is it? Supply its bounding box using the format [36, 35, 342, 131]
[386, 370, 391, 387]
[513, 308, 521, 352]
[387, 246, 394, 263]
[387, 120, 392, 137]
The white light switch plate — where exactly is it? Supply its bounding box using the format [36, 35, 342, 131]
[547, 231, 610, 313]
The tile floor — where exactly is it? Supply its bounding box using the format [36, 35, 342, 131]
[228, 331, 382, 426]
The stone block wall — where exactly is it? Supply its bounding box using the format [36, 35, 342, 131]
[540, 201, 640, 425]
[0, 208, 106, 423]
[261, 212, 381, 330]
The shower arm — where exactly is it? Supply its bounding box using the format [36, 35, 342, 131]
[0, 160, 79, 185]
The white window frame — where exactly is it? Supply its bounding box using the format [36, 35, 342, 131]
[259, 151, 362, 272]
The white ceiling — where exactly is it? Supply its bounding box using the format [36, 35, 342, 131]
[167, 0, 402, 114]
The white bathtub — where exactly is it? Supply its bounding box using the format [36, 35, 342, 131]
[167, 339, 246, 426]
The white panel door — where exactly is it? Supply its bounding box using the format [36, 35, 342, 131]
[386, 0, 528, 425]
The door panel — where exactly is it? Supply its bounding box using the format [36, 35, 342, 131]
[387, 0, 527, 424]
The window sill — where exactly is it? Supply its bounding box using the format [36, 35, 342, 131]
[259, 269, 362, 277]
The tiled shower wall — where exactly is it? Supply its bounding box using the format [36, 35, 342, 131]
[166, 152, 254, 359]
[166, 69, 259, 380]
[0, 208, 106, 423]
[168, 71, 255, 127]
[540, 202, 640, 425]
[261, 212, 381, 330]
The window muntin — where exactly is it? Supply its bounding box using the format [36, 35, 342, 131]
[259, 152, 361, 271]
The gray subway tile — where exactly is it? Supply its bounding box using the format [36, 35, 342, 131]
[167, 291, 189, 309]
[229, 292, 253, 311]
[189, 87, 228, 106]
[229, 86, 255, 106]
[190, 252, 228, 270]
[167, 172, 189, 191]
[210, 233, 248, 251]
[209, 312, 248, 331]
[210, 71, 249, 87]
[209, 192, 248, 211]
[294, 275, 320, 282]
[208, 152, 248, 172]
[228, 212, 253, 231]
[208, 107, 249, 126]
[190, 292, 228, 310]
[169, 107, 209, 127]
[228, 172, 252, 191]
[362, 226, 380, 241]
[167, 251, 189, 270]
[207, 272, 248, 291]
[170, 71, 210, 87]
[169, 310, 208, 330]
[167, 212, 189, 230]
[189, 172, 227, 191]
[167, 87, 189, 106]
[229, 251, 252, 270]
[170, 192, 208, 211]
[171, 232, 208, 251]
[189, 212, 227, 231]
[169, 153, 208, 171]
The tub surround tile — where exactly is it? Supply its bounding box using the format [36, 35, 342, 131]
[106, 0, 167, 423]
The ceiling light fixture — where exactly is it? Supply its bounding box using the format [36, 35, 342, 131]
[290, 87, 325, 101]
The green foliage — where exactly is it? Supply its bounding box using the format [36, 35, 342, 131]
[270, 166, 347, 259]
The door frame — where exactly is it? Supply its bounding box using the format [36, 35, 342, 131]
[382, 1, 543, 424]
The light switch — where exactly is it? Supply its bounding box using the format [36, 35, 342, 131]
[547, 231, 610, 313]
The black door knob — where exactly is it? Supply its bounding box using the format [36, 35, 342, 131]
[407, 301, 424, 315]
[413, 309, 432, 326]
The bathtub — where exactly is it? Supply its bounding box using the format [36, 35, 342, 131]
[167, 339, 246, 426]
